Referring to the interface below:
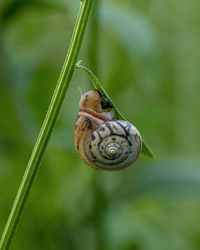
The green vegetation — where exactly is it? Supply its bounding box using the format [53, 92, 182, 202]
[0, 0, 94, 249]
[0, 0, 200, 250]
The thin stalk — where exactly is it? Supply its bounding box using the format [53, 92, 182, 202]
[0, 0, 94, 249]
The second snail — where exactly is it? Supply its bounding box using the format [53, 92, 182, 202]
[73, 89, 142, 171]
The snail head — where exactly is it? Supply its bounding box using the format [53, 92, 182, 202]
[79, 88, 106, 113]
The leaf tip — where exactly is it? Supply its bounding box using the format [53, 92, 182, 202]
[141, 140, 155, 158]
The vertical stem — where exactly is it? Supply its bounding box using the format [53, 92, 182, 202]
[0, 0, 94, 249]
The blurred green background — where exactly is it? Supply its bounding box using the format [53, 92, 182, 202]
[0, 0, 200, 249]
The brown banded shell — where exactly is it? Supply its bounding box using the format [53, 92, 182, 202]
[73, 89, 142, 171]
[87, 120, 141, 170]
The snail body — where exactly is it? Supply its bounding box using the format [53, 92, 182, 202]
[73, 89, 142, 171]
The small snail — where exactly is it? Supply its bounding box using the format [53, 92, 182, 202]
[73, 89, 142, 171]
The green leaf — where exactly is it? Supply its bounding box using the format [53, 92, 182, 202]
[75, 63, 154, 158]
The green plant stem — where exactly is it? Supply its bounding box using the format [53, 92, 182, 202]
[0, 0, 94, 249]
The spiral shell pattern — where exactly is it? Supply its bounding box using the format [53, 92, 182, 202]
[86, 120, 142, 170]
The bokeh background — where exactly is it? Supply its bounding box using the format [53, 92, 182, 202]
[0, 0, 200, 249]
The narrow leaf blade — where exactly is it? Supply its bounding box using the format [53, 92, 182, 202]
[75, 64, 154, 158]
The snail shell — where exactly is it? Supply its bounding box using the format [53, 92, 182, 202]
[73, 89, 142, 171]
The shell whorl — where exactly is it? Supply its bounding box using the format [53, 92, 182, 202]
[84, 120, 142, 170]
[73, 90, 142, 171]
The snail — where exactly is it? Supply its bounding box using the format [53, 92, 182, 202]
[73, 89, 142, 171]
